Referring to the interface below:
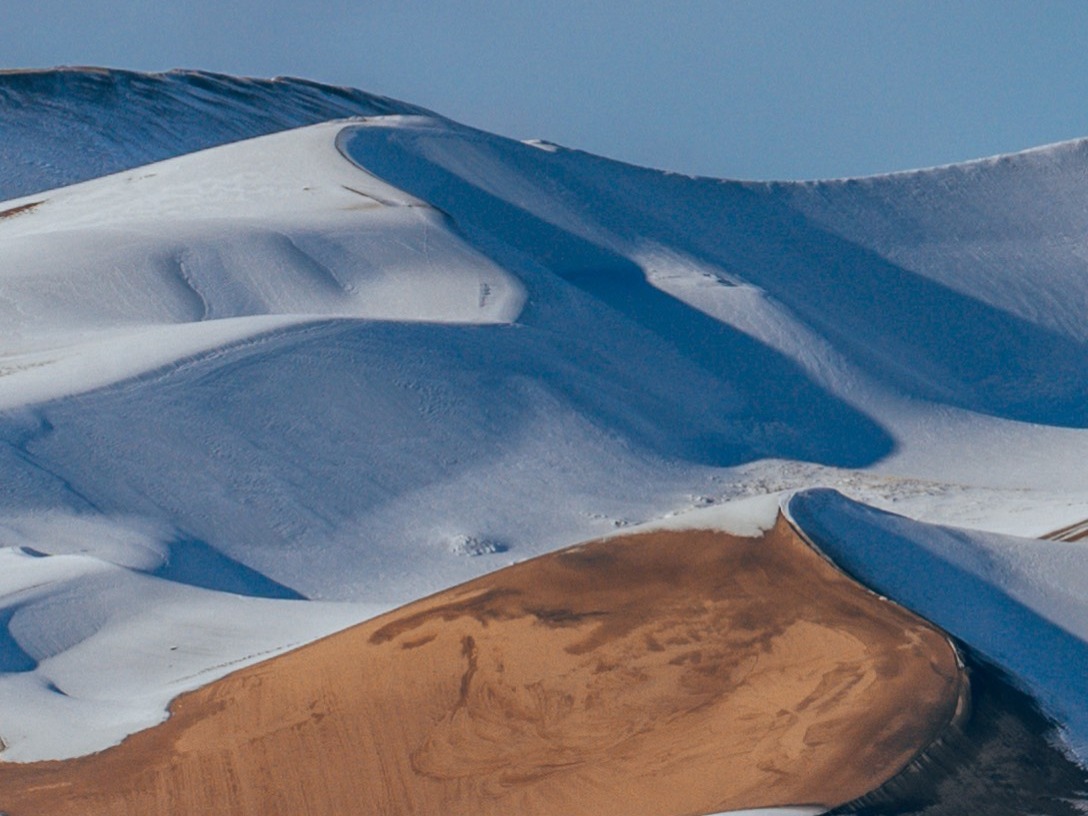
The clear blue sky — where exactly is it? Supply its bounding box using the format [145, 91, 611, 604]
[3, 1, 1088, 180]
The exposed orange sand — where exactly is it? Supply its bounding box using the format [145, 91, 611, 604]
[0, 516, 966, 816]
[0, 201, 41, 220]
[1045, 518, 1088, 542]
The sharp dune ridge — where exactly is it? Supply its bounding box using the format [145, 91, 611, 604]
[0, 517, 966, 815]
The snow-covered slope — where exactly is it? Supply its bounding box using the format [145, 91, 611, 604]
[342, 116, 1088, 427]
[0, 71, 1087, 767]
[0, 120, 524, 405]
[0, 67, 426, 200]
[0, 536, 381, 760]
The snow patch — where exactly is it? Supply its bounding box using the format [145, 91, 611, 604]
[444, 534, 508, 557]
[620, 492, 786, 539]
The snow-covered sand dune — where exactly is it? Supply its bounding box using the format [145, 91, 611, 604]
[0, 69, 1086, 806]
[0, 121, 523, 357]
[0, 67, 426, 200]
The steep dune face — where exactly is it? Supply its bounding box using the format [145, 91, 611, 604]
[0, 517, 965, 816]
[340, 118, 1088, 428]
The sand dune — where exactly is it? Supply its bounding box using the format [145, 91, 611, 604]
[0, 517, 965, 815]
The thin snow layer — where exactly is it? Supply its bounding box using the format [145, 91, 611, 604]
[787, 489, 1088, 764]
[1, 88, 1088, 763]
[0, 516, 383, 759]
[0, 67, 427, 200]
[615, 491, 786, 539]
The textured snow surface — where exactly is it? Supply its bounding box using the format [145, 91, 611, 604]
[0, 69, 1086, 765]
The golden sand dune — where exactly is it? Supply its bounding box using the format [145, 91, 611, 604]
[0, 517, 966, 815]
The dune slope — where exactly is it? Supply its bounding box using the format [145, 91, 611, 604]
[0, 517, 965, 816]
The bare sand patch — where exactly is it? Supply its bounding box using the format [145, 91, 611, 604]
[0, 201, 42, 220]
[1045, 518, 1088, 542]
[0, 516, 965, 815]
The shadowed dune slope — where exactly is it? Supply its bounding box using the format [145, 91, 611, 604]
[0, 517, 965, 816]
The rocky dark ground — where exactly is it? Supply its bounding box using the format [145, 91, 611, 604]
[833, 649, 1088, 816]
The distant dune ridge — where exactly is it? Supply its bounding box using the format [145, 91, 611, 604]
[0, 67, 428, 200]
[0, 517, 966, 815]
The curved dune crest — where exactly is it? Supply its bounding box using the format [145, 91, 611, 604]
[0, 517, 965, 815]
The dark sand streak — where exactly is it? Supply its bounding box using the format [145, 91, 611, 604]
[0, 201, 42, 220]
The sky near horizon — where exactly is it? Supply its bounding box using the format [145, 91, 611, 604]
[3, 1, 1088, 181]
